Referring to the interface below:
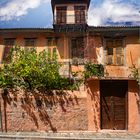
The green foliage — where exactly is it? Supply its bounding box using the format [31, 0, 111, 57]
[84, 62, 104, 79]
[0, 46, 72, 90]
[130, 65, 139, 82]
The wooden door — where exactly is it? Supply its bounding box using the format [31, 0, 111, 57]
[100, 80, 127, 130]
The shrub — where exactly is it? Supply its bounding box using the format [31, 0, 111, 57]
[0, 46, 72, 90]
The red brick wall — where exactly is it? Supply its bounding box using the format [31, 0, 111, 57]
[0, 90, 88, 132]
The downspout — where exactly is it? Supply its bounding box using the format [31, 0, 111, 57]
[138, 60, 140, 133]
[0, 89, 3, 132]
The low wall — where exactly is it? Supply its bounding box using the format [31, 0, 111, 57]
[0, 79, 139, 133]
[0, 89, 88, 132]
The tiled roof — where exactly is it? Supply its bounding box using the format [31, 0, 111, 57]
[0, 26, 139, 33]
[0, 28, 54, 32]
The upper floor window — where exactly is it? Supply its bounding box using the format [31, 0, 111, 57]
[24, 38, 36, 46]
[71, 37, 84, 59]
[2, 38, 16, 63]
[46, 37, 58, 58]
[74, 6, 86, 24]
[4, 38, 15, 46]
[46, 37, 57, 46]
[56, 6, 67, 24]
[105, 39, 124, 66]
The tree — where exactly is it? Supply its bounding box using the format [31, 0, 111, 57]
[0, 46, 71, 91]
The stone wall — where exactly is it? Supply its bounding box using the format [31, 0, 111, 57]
[0, 89, 88, 132]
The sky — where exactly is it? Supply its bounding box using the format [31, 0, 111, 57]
[0, 0, 140, 28]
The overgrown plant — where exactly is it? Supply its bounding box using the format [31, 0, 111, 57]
[0, 46, 75, 91]
[84, 62, 104, 79]
[130, 65, 139, 82]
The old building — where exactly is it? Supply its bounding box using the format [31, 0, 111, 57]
[0, 0, 140, 133]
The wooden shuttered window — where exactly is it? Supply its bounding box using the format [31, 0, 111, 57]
[56, 7, 67, 24]
[105, 39, 124, 65]
[3, 38, 15, 63]
[46, 38, 58, 58]
[74, 6, 86, 24]
[71, 37, 84, 59]
[24, 38, 36, 47]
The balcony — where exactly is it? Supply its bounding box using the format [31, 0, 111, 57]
[104, 65, 132, 79]
[53, 15, 88, 32]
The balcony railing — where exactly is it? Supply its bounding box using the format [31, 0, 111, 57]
[53, 15, 87, 25]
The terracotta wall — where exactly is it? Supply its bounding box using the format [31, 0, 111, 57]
[85, 35, 102, 63]
[0, 90, 88, 132]
[0, 80, 139, 133]
[128, 80, 140, 133]
[86, 80, 100, 131]
[86, 79, 140, 133]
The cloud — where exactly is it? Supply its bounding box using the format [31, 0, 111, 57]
[88, 0, 140, 26]
[0, 0, 50, 21]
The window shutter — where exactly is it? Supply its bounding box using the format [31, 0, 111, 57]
[116, 47, 124, 65]
[105, 39, 124, 65]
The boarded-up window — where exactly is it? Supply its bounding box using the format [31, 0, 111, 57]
[24, 38, 36, 46]
[105, 39, 124, 65]
[75, 6, 86, 24]
[56, 6, 67, 24]
[3, 38, 15, 63]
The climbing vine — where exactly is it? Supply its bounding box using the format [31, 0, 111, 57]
[84, 62, 104, 79]
[130, 65, 140, 83]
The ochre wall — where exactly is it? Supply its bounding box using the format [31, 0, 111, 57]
[126, 35, 140, 67]
[0, 32, 67, 62]
[86, 35, 140, 78]
[0, 33, 139, 67]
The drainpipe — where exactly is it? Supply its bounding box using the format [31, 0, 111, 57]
[0, 89, 3, 132]
[138, 59, 140, 133]
[138, 60, 140, 92]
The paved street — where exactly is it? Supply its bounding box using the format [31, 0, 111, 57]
[0, 132, 140, 140]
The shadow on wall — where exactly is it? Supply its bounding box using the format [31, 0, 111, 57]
[85, 36, 101, 63]
[128, 80, 140, 114]
[133, 87, 140, 114]
[1, 89, 79, 132]
[86, 80, 100, 131]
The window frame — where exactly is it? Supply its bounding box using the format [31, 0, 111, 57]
[2, 38, 16, 63]
[104, 38, 125, 66]
[4, 38, 16, 46]
[24, 38, 37, 47]
[71, 37, 84, 59]
[46, 37, 58, 58]
[74, 6, 86, 24]
[56, 6, 67, 24]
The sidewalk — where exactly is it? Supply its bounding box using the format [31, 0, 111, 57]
[0, 132, 140, 140]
